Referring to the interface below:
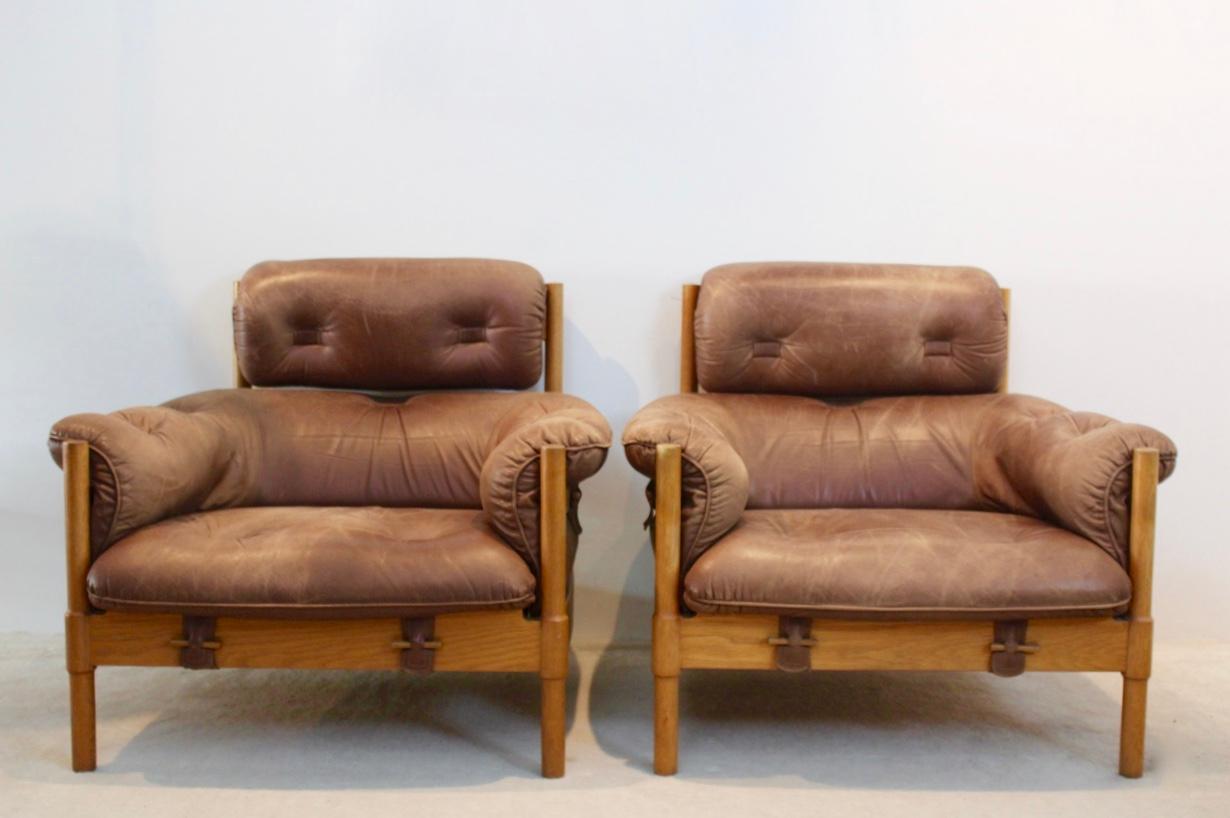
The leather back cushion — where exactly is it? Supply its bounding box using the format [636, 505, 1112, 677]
[235, 258, 546, 390]
[694, 263, 1008, 396]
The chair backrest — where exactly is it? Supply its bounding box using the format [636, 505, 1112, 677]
[233, 258, 562, 391]
[684, 262, 1009, 397]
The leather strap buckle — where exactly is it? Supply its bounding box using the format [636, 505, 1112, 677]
[394, 618, 440, 675]
[769, 616, 816, 672]
[171, 616, 220, 670]
[990, 620, 1038, 677]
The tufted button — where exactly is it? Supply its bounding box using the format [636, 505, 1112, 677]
[292, 329, 323, 346]
[457, 327, 488, 344]
[752, 341, 782, 358]
[924, 340, 953, 357]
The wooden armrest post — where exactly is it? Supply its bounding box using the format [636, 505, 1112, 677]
[63, 440, 96, 771]
[653, 443, 683, 774]
[1120, 447, 1158, 777]
[538, 445, 569, 777]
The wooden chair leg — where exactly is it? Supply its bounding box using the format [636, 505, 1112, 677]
[654, 674, 679, 775]
[1119, 675, 1148, 777]
[68, 669, 97, 772]
[541, 677, 566, 778]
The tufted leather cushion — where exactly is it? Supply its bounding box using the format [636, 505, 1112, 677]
[234, 258, 547, 390]
[49, 389, 611, 575]
[87, 507, 537, 619]
[622, 393, 1176, 572]
[694, 262, 1008, 396]
[683, 509, 1131, 619]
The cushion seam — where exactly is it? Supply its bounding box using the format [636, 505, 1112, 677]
[682, 592, 1132, 615]
[87, 591, 537, 611]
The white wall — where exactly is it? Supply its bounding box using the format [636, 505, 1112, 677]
[2, 1, 1227, 645]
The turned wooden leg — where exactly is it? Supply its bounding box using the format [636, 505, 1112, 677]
[653, 443, 682, 775]
[539, 445, 569, 778]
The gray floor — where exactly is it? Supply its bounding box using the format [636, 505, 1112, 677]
[1, 633, 1227, 817]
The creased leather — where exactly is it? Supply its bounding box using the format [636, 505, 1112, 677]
[694, 262, 1007, 396]
[87, 507, 537, 618]
[683, 509, 1132, 619]
[622, 399, 749, 571]
[234, 258, 547, 390]
[48, 389, 611, 572]
[622, 392, 1175, 570]
[480, 405, 611, 576]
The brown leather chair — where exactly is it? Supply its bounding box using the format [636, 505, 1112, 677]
[50, 258, 611, 777]
[623, 263, 1175, 777]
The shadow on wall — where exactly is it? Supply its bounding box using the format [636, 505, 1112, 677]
[0, 221, 221, 631]
[560, 315, 655, 648]
[589, 287, 693, 647]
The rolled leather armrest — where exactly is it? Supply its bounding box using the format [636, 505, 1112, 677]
[51, 390, 612, 567]
[976, 399, 1177, 567]
[479, 401, 612, 575]
[49, 404, 254, 556]
[622, 395, 750, 570]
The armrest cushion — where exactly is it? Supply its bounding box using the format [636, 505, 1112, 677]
[975, 399, 1177, 566]
[622, 395, 750, 569]
[50, 390, 612, 564]
[480, 400, 611, 575]
[49, 404, 252, 556]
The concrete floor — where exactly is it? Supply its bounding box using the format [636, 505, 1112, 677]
[1, 633, 1227, 817]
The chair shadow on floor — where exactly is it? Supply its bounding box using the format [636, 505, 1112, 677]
[97, 652, 583, 789]
[586, 641, 1141, 791]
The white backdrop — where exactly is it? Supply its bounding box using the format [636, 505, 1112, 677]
[2, 1, 1227, 645]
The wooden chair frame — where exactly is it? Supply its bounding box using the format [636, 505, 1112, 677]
[64, 283, 573, 777]
[653, 284, 1157, 777]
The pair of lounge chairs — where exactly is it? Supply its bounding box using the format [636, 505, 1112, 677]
[49, 258, 1175, 779]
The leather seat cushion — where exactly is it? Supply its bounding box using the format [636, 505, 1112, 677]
[87, 507, 536, 618]
[683, 509, 1131, 619]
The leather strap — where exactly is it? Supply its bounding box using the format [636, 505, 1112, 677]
[174, 616, 219, 670]
[770, 616, 816, 673]
[395, 617, 440, 675]
[990, 619, 1038, 677]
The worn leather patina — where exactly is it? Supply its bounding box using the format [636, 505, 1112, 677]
[694, 262, 1007, 396]
[235, 258, 547, 390]
[683, 508, 1132, 620]
[623, 392, 1175, 576]
[624, 262, 1176, 620]
[50, 389, 609, 575]
[49, 259, 611, 620]
[87, 507, 538, 618]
